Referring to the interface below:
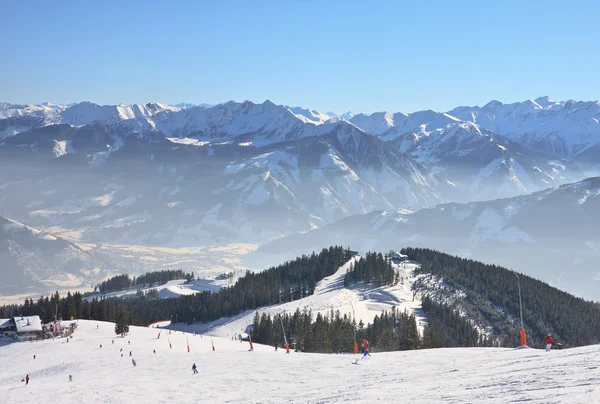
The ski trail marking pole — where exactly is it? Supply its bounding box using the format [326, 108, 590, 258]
[157, 331, 161, 339]
[187, 336, 190, 353]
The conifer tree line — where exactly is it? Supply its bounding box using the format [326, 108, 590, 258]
[4, 246, 600, 350]
[402, 247, 600, 347]
[3, 247, 352, 327]
[250, 299, 494, 353]
[94, 270, 195, 294]
[344, 252, 396, 287]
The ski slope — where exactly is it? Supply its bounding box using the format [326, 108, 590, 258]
[173, 257, 427, 337]
[1, 320, 599, 403]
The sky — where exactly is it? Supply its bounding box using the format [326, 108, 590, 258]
[2, 0, 599, 114]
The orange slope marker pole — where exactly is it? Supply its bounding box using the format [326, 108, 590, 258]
[520, 328, 527, 347]
[157, 331, 161, 339]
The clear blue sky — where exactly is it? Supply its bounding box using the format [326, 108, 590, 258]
[2, 0, 599, 113]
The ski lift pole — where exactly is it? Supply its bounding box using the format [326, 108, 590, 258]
[350, 301, 358, 354]
[279, 313, 289, 353]
[514, 272, 527, 347]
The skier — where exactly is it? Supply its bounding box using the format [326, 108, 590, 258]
[112, 340, 114, 344]
[153, 350, 156, 354]
[543, 334, 555, 352]
[25, 374, 30, 385]
[129, 351, 132, 357]
[132, 359, 137, 367]
[69, 374, 73, 383]
[97, 325, 99, 329]
[362, 339, 371, 359]
[192, 363, 198, 374]
[100, 344, 102, 349]
[33, 355, 36, 360]
[128, 340, 131, 345]
[121, 354, 123, 358]
[120, 348, 122, 352]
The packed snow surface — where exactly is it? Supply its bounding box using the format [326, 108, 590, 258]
[1, 320, 599, 403]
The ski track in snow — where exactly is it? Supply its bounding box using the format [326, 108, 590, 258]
[1, 320, 599, 403]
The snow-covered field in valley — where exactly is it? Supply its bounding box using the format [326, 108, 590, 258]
[1, 320, 599, 403]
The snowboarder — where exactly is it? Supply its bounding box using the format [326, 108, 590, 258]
[192, 363, 198, 374]
[362, 339, 371, 359]
[25, 374, 30, 385]
[132, 359, 137, 367]
[543, 334, 555, 352]
[69, 374, 73, 383]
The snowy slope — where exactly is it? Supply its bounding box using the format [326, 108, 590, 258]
[178, 256, 426, 338]
[1, 319, 599, 403]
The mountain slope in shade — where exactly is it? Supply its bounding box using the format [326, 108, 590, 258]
[253, 177, 600, 301]
[0, 216, 101, 294]
[0, 120, 448, 248]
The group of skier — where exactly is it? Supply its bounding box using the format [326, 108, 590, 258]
[20, 325, 563, 387]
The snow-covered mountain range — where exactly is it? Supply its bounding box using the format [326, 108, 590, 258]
[1, 96, 598, 297]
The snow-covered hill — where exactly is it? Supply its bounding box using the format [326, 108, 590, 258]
[1, 319, 599, 403]
[180, 256, 426, 338]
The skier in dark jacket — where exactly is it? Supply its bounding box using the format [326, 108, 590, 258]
[192, 363, 198, 374]
[25, 374, 30, 385]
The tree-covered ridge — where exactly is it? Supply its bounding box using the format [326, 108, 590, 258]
[402, 247, 600, 347]
[95, 270, 195, 294]
[343, 252, 396, 287]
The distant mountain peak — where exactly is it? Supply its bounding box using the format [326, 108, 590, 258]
[534, 96, 555, 107]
